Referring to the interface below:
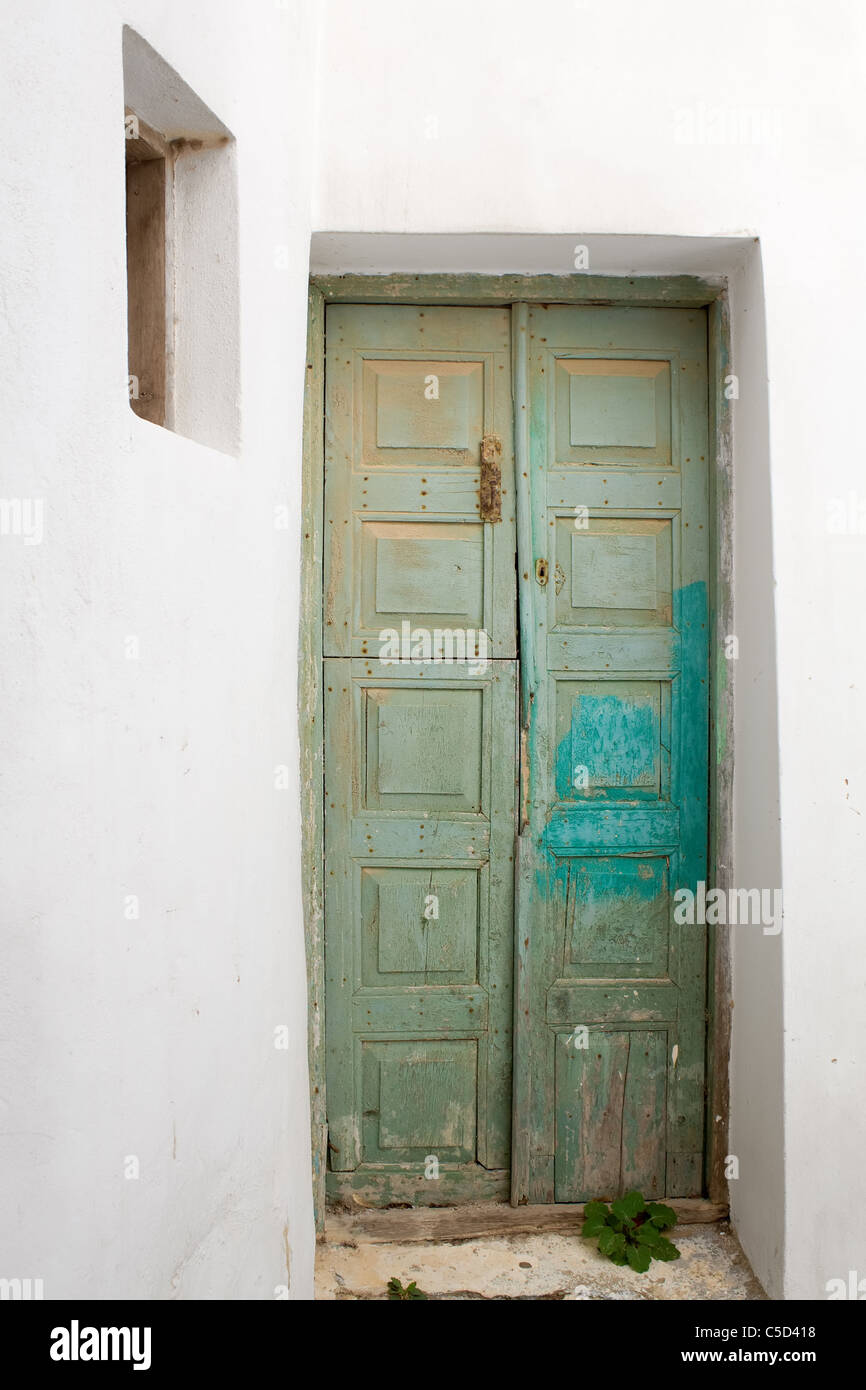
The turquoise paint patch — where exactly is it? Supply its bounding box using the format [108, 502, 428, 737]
[542, 849, 666, 905]
[673, 578, 708, 636]
[575, 856, 666, 904]
[537, 580, 709, 898]
[673, 577, 710, 801]
[554, 689, 657, 800]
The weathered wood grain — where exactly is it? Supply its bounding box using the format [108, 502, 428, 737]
[313, 273, 724, 308]
[325, 1198, 728, 1245]
[706, 294, 734, 1204]
[520, 305, 711, 1203]
[125, 153, 166, 425]
[323, 305, 518, 1203]
[302, 278, 731, 1230]
[326, 1168, 510, 1211]
[301, 285, 327, 1231]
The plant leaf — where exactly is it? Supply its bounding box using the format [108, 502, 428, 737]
[581, 1215, 608, 1238]
[626, 1241, 653, 1273]
[598, 1228, 627, 1260]
[652, 1236, 681, 1262]
[635, 1222, 663, 1247]
[583, 1200, 611, 1224]
[611, 1190, 646, 1222]
[646, 1201, 678, 1230]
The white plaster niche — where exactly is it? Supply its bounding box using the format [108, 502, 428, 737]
[123, 26, 240, 455]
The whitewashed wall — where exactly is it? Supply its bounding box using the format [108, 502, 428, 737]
[0, 0, 319, 1299]
[2, 0, 863, 1304]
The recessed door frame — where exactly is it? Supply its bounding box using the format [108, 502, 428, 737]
[301, 272, 733, 1233]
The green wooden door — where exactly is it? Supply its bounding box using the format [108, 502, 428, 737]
[322, 298, 710, 1208]
[515, 305, 710, 1203]
[323, 305, 517, 1205]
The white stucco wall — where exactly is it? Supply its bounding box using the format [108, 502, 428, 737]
[2, 0, 863, 1304]
[0, 0, 319, 1298]
[310, 0, 866, 1300]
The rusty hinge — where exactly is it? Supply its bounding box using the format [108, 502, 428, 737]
[480, 434, 502, 523]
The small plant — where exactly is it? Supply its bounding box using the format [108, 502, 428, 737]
[387, 1276, 428, 1300]
[581, 1190, 680, 1273]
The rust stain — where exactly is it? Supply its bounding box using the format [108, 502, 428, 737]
[479, 434, 502, 523]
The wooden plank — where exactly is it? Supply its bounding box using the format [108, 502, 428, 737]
[301, 285, 327, 1232]
[546, 984, 676, 1027]
[350, 817, 490, 860]
[326, 1168, 510, 1210]
[544, 805, 680, 851]
[557, 1030, 630, 1200]
[706, 294, 734, 1204]
[665, 307, 711, 1198]
[512, 304, 536, 715]
[324, 1197, 728, 1245]
[510, 305, 536, 1205]
[126, 155, 166, 425]
[546, 469, 682, 510]
[352, 986, 489, 1033]
[511, 835, 533, 1205]
[313, 273, 725, 308]
[548, 631, 678, 674]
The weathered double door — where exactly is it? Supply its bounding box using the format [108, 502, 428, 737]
[323, 301, 709, 1207]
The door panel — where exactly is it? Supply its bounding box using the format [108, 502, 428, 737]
[519, 305, 710, 1203]
[324, 305, 517, 1206]
[324, 305, 515, 658]
[554, 1026, 668, 1201]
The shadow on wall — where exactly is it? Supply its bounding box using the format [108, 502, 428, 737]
[726, 243, 784, 1300]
